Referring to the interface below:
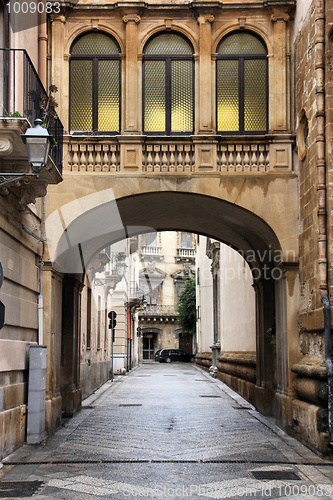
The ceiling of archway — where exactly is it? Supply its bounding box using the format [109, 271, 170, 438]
[46, 191, 281, 275]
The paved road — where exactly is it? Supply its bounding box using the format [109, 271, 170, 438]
[2, 363, 333, 499]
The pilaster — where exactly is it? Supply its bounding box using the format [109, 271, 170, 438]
[271, 12, 290, 132]
[123, 15, 141, 133]
[197, 15, 214, 134]
[50, 15, 67, 129]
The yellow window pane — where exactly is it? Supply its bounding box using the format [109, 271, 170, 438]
[98, 60, 120, 132]
[144, 61, 166, 132]
[70, 60, 93, 131]
[217, 60, 239, 132]
[171, 60, 193, 132]
[244, 59, 267, 131]
[72, 33, 119, 55]
[145, 33, 192, 55]
[218, 32, 266, 55]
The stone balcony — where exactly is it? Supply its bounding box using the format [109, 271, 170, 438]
[0, 49, 63, 209]
[176, 248, 195, 263]
[63, 134, 294, 175]
[0, 118, 62, 210]
[140, 304, 177, 323]
[140, 245, 163, 261]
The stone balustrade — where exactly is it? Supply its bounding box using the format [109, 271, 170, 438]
[177, 248, 195, 258]
[140, 246, 163, 256]
[64, 136, 293, 174]
[66, 140, 120, 172]
[217, 143, 270, 173]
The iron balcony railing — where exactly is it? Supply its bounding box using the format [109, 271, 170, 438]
[0, 48, 63, 174]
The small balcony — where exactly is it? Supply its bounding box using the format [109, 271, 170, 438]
[176, 248, 195, 263]
[140, 245, 163, 261]
[0, 49, 63, 208]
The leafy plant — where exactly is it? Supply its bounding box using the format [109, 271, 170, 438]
[28, 84, 58, 127]
[39, 84, 58, 126]
[177, 276, 196, 336]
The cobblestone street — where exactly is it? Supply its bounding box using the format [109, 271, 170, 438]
[1, 363, 333, 499]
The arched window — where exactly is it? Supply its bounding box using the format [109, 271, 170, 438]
[143, 32, 194, 135]
[70, 32, 120, 133]
[216, 31, 267, 134]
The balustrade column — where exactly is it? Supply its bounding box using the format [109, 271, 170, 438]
[123, 15, 141, 133]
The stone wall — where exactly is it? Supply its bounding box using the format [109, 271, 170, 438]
[0, 195, 41, 459]
[291, 0, 333, 454]
[326, 0, 333, 302]
[295, 1, 322, 343]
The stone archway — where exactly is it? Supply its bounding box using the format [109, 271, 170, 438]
[44, 184, 299, 432]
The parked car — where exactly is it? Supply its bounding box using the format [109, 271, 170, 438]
[157, 349, 195, 363]
[154, 349, 162, 361]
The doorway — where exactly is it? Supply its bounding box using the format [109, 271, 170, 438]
[143, 334, 155, 360]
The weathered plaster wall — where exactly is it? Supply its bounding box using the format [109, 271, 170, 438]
[220, 245, 256, 352]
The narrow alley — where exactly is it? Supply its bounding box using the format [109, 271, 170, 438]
[1, 364, 333, 499]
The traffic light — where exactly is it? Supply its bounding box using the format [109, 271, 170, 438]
[137, 326, 141, 337]
[108, 310, 117, 329]
[0, 261, 4, 330]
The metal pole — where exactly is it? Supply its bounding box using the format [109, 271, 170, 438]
[111, 327, 114, 382]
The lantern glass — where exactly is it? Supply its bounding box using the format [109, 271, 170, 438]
[25, 136, 50, 170]
[21, 119, 52, 173]
[116, 261, 127, 277]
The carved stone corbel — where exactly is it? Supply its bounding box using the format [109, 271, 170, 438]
[18, 181, 48, 212]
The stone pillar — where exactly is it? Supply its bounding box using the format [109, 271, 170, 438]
[61, 275, 83, 417]
[197, 15, 214, 134]
[274, 263, 300, 425]
[42, 262, 63, 435]
[271, 12, 290, 132]
[123, 15, 141, 133]
[208, 241, 220, 377]
[27, 345, 47, 444]
[275, 263, 300, 396]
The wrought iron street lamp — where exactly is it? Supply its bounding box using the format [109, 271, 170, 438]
[142, 295, 147, 311]
[21, 119, 51, 175]
[0, 118, 52, 188]
[115, 259, 128, 277]
[93, 258, 127, 289]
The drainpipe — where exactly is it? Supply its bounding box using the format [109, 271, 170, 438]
[38, 0, 47, 89]
[315, 0, 327, 296]
[38, 197, 45, 345]
[315, 0, 333, 447]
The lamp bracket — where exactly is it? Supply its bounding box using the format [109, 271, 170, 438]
[93, 275, 123, 289]
[0, 172, 38, 189]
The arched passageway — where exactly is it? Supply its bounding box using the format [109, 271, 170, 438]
[44, 189, 299, 435]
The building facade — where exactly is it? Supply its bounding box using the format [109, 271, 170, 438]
[0, 0, 63, 458]
[2, 0, 333, 459]
[138, 231, 196, 360]
[196, 236, 258, 401]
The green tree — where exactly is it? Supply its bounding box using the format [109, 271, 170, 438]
[177, 276, 196, 336]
